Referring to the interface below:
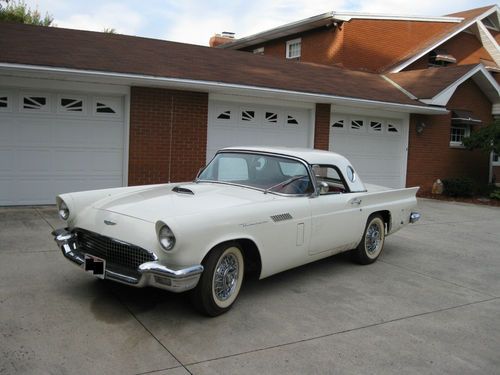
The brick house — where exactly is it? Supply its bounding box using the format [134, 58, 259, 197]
[216, 5, 500, 191]
[0, 5, 499, 205]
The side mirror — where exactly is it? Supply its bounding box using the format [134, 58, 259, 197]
[318, 181, 329, 195]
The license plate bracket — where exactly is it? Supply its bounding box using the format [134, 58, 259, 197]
[84, 254, 106, 279]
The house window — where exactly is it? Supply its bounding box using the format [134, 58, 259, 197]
[286, 38, 301, 59]
[450, 125, 470, 147]
[492, 152, 500, 166]
[253, 47, 264, 55]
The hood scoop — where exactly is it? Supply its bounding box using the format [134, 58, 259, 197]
[172, 186, 194, 195]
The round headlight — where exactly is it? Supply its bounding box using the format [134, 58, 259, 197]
[58, 201, 70, 220]
[158, 224, 176, 251]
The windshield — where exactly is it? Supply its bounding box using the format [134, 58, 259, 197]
[197, 152, 314, 195]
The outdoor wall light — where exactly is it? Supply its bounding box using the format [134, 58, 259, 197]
[416, 122, 426, 134]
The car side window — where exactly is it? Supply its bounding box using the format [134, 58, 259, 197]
[312, 165, 349, 194]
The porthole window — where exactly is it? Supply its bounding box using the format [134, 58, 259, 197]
[346, 166, 356, 182]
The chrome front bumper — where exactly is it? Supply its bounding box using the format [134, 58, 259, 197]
[52, 228, 203, 293]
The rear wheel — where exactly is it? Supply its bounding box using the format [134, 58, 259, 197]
[191, 243, 244, 316]
[352, 215, 385, 264]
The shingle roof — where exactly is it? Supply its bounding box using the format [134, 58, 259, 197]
[0, 21, 428, 107]
[386, 64, 479, 98]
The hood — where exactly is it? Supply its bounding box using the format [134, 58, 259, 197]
[92, 182, 274, 223]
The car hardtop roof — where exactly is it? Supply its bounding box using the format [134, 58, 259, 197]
[220, 146, 351, 166]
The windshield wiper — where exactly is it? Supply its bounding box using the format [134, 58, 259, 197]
[264, 175, 307, 194]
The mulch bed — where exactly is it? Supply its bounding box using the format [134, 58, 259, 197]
[419, 193, 500, 207]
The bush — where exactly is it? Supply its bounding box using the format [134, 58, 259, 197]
[442, 177, 475, 197]
[490, 190, 500, 200]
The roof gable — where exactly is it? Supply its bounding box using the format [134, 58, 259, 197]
[388, 5, 500, 72]
[386, 64, 500, 105]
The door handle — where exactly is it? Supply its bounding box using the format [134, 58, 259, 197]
[350, 198, 362, 205]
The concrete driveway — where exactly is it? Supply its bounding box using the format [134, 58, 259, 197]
[1, 199, 499, 374]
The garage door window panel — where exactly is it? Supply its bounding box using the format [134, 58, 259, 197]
[350, 119, 365, 132]
[94, 97, 122, 118]
[387, 121, 401, 135]
[58, 96, 85, 114]
[21, 94, 49, 113]
[265, 111, 279, 125]
[216, 110, 232, 120]
[369, 120, 383, 134]
[0, 94, 10, 111]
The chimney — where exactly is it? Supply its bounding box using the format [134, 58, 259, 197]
[209, 31, 235, 47]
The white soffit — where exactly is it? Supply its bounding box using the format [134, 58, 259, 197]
[390, 6, 500, 73]
[421, 65, 500, 106]
[473, 21, 500, 66]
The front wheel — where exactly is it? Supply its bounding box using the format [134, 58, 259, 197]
[352, 215, 385, 265]
[191, 243, 244, 316]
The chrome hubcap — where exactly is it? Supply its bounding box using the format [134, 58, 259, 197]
[214, 253, 239, 301]
[366, 223, 381, 255]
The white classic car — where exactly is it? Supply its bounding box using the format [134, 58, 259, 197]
[53, 146, 420, 316]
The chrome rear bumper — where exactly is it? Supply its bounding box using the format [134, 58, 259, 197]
[52, 228, 203, 292]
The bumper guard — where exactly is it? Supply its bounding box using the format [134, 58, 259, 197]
[52, 228, 203, 293]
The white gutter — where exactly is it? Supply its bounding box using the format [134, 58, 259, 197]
[331, 11, 463, 23]
[390, 6, 499, 73]
[0, 62, 448, 114]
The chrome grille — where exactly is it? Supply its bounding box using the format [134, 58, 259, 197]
[74, 229, 156, 273]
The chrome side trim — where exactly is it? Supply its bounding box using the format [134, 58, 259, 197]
[410, 212, 421, 223]
[52, 228, 203, 293]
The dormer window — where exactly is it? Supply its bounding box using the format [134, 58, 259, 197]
[286, 38, 301, 59]
[429, 49, 456, 67]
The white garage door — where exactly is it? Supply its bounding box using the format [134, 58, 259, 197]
[329, 113, 408, 188]
[0, 89, 125, 205]
[207, 100, 312, 161]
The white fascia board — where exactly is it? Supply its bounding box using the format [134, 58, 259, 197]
[390, 6, 499, 73]
[423, 65, 500, 106]
[331, 11, 462, 23]
[218, 12, 334, 50]
[0, 62, 448, 115]
[476, 21, 500, 66]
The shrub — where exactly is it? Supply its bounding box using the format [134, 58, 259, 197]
[490, 190, 500, 200]
[442, 177, 475, 197]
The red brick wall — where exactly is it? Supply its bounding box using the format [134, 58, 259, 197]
[406, 79, 493, 193]
[314, 103, 331, 150]
[128, 87, 208, 185]
[406, 31, 495, 71]
[243, 20, 454, 73]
